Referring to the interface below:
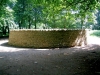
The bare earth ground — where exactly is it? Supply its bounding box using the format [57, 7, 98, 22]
[0, 34, 100, 75]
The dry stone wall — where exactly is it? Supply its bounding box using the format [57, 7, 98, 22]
[9, 29, 87, 48]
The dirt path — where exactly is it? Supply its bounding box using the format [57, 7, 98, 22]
[0, 37, 100, 75]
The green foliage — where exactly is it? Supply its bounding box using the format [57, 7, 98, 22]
[0, 0, 100, 30]
[90, 30, 100, 37]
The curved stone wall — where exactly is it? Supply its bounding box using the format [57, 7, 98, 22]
[8, 29, 87, 48]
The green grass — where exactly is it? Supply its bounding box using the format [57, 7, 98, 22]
[90, 30, 100, 37]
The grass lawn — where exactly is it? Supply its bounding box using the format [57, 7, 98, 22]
[90, 30, 100, 37]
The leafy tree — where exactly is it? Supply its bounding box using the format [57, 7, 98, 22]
[41, 0, 100, 29]
[1, 0, 100, 30]
[0, 0, 11, 34]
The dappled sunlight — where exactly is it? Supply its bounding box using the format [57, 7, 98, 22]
[1, 32, 100, 53]
[34, 49, 51, 51]
[87, 30, 100, 45]
[87, 36, 100, 45]
[0, 46, 28, 52]
[0, 43, 99, 53]
[0, 40, 51, 52]
[0, 46, 50, 52]
[73, 44, 100, 52]
[74, 30, 87, 46]
[0, 39, 8, 44]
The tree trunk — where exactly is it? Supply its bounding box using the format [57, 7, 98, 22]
[2, 26, 6, 35]
[18, 20, 22, 29]
[34, 18, 37, 29]
[81, 19, 84, 29]
[34, 8, 37, 29]
[28, 16, 31, 29]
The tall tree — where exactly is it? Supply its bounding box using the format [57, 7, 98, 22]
[11, 0, 100, 29]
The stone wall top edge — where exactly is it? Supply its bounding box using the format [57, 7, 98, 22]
[10, 29, 87, 31]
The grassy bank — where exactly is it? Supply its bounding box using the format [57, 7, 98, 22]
[90, 30, 100, 37]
